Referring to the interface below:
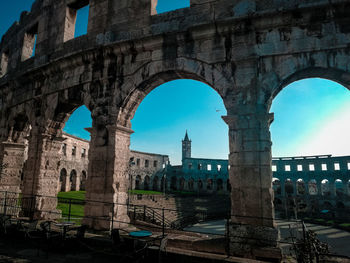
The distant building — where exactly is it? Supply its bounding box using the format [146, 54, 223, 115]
[57, 131, 350, 213]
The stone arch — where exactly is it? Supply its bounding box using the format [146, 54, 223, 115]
[80, 170, 87, 191]
[198, 179, 203, 191]
[135, 175, 141, 190]
[188, 178, 194, 191]
[217, 178, 223, 191]
[60, 168, 68, 192]
[285, 179, 294, 195]
[144, 175, 150, 190]
[335, 179, 344, 197]
[179, 177, 185, 191]
[152, 176, 159, 191]
[268, 67, 350, 109]
[272, 178, 281, 195]
[207, 178, 213, 190]
[321, 179, 330, 196]
[296, 179, 306, 195]
[118, 59, 233, 128]
[308, 179, 318, 195]
[226, 179, 231, 192]
[160, 176, 167, 192]
[70, 170, 77, 191]
[170, 176, 177, 191]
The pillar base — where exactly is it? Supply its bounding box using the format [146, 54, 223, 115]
[228, 222, 282, 262]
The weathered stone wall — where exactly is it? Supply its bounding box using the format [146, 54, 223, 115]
[1, 0, 350, 258]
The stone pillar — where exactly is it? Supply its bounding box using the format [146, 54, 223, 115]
[84, 124, 132, 230]
[21, 126, 63, 219]
[0, 141, 26, 193]
[223, 111, 280, 258]
[329, 180, 336, 197]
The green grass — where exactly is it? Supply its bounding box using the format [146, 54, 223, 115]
[339, 223, 350, 227]
[57, 191, 86, 200]
[129, 190, 163, 195]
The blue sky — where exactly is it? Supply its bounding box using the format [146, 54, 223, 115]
[2, 1, 350, 165]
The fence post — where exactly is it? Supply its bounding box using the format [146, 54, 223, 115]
[3, 191, 7, 215]
[111, 201, 114, 233]
[68, 199, 72, 221]
[143, 205, 146, 221]
[162, 208, 165, 237]
[134, 205, 136, 220]
[226, 213, 230, 255]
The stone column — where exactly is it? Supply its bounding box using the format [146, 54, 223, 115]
[0, 141, 26, 193]
[21, 126, 63, 219]
[223, 111, 280, 258]
[84, 124, 132, 230]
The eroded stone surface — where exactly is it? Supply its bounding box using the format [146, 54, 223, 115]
[1, 0, 350, 258]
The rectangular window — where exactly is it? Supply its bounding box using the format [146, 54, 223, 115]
[348, 162, 350, 170]
[153, 160, 158, 168]
[321, 164, 327, 171]
[162, 163, 166, 169]
[0, 51, 9, 77]
[198, 164, 202, 170]
[285, 165, 291, 172]
[145, 160, 149, 168]
[188, 163, 192, 170]
[309, 164, 315, 171]
[297, 164, 303, 171]
[62, 143, 67, 156]
[72, 146, 76, 156]
[21, 24, 38, 61]
[207, 164, 212, 171]
[334, 163, 340, 170]
[217, 164, 222, 171]
[81, 148, 86, 158]
[64, 1, 89, 42]
[272, 165, 277, 172]
[136, 159, 140, 167]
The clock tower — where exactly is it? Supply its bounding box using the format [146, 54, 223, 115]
[182, 130, 191, 160]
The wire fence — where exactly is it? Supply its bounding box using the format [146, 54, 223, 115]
[0, 190, 347, 260]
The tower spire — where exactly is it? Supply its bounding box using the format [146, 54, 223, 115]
[182, 130, 191, 160]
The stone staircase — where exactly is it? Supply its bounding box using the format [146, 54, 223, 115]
[129, 194, 230, 229]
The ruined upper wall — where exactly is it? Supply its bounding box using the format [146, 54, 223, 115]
[1, 0, 347, 80]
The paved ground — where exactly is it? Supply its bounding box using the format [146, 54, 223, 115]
[184, 219, 350, 257]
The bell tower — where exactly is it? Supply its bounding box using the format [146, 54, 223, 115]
[182, 130, 191, 160]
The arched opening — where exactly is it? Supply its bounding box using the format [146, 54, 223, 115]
[188, 178, 194, 191]
[285, 179, 294, 195]
[60, 168, 68, 192]
[296, 179, 306, 195]
[80, 170, 87, 191]
[144, 175, 150, 190]
[272, 178, 281, 195]
[70, 170, 77, 191]
[217, 179, 223, 191]
[152, 176, 159, 191]
[161, 176, 167, 192]
[308, 179, 318, 195]
[179, 177, 185, 191]
[129, 77, 228, 198]
[170, 176, 177, 191]
[135, 175, 141, 190]
[207, 179, 213, 190]
[198, 180, 203, 191]
[321, 179, 330, 196]
[226, 179, 231, 192]
[335, 179, 344, 197]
